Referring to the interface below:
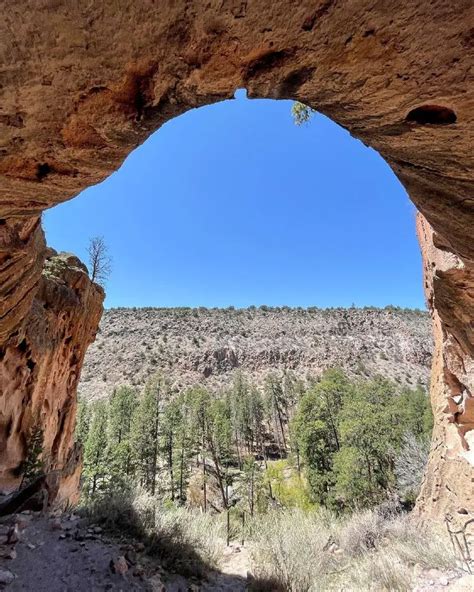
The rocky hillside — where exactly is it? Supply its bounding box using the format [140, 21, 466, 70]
[78, 306, 432, 400]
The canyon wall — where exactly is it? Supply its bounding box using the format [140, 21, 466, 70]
[0, 250, 103, 504]
[79, 306, 432, 401]
[0, 1, 472, 516]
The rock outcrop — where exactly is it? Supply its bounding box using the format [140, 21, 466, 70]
[0, 251, 103, 504]
[416, 214, 474, 518]
[0, 1, 472, 517]
[79, 306, 432, 401]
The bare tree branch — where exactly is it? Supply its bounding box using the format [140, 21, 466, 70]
[88, 236, 112, 287]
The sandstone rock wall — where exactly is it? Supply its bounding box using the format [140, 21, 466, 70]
[0, 252, 103, 504]
[416, 214, 474, 518]
[0, 1, 472, 517]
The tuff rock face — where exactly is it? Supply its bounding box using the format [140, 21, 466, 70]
[79, 306, 432, 401]
[0, 1, 473, 517]
[0, 251, 103, 503]
[416, 214, 474, 518]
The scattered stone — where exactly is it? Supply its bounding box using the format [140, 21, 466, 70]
[6, 548, 17, 560]
[15, 516, 30, 530]
[26, 543, 36, 550]
[148, 574, 166, 591]
[439, 577, 449, 586]
[125, 549, 137, 565]
[50, 518, 63, 531]
[0, 568, 15, 585]
[110, 555, 128, 575]
[59, 534, 66, 540]
[7, 525, 20, 544]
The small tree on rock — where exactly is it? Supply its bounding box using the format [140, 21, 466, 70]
[88, 236, 112, 287]
[21, 417, 45, 487]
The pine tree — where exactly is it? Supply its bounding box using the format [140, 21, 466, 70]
[264, 373, 288, 454]
[130, 373, 168, 494]
[107, 386, 138, 485]
[21, 416, 45, 487]
[207, 398, 233, 509]
[83, 401, 109, 496]
[161, 398, 183, 502]
[75, 399, 92, 445]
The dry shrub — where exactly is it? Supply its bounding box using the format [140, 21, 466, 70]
[249, 509, 339, 592]
[83, 492, 457, 590]
[81, 488, 226, 576]
[344, 548, 412, 592]
[338, 508, 388, 557]
[249, 508, 458, 592]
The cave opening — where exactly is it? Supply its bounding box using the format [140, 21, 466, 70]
[0, 5, 472, 586]
[38, 93, 437, 520]
[44, 91, 425, 312]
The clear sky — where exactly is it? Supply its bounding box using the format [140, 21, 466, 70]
[43, 90, 425, 310]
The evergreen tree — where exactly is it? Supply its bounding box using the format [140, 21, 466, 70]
[207, 398, 233, 508]
[75, 399, 92, 445]
[292, 368, 352, 507]
[130, 373, 168, 494]
[21, 416, 45, 487]
[264, 373, 288, 454]
[107, 386, 138, 485]
[83, 401, 109, 496]
[161, 397, 184, 502]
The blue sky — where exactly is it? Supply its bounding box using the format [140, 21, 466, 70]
[44, 91, 425, 310]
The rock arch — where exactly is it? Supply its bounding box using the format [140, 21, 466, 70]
[0, 0, 472, 516]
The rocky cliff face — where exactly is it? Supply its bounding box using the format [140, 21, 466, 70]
[79, 306, 432, 400]
[416, 214, 474, 519]
[0, 1, 472, 518]
[0, 251, 103, 503]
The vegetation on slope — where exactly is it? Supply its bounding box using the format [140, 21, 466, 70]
[79, 306, 432, 400]
[77, 368, 432, 513]
[74, 368, 458, 590]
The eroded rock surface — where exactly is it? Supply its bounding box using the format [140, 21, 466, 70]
[0, 1, 473, 517]
[416, 214, 474, 518]
[79, 306, 432, 400]
[0, 251, 103, 503]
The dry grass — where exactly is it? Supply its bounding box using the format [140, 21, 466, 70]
[81, 488, 226, 576]
[82, 491, 457, 590]
[248, 509, 339, 591]
[249, 507, 458, 592]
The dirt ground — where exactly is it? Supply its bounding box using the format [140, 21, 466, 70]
[1, 511, 472, 591]
[0, 512, 250, 591]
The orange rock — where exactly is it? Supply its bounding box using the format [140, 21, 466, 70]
[0, 251, 104, 507]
